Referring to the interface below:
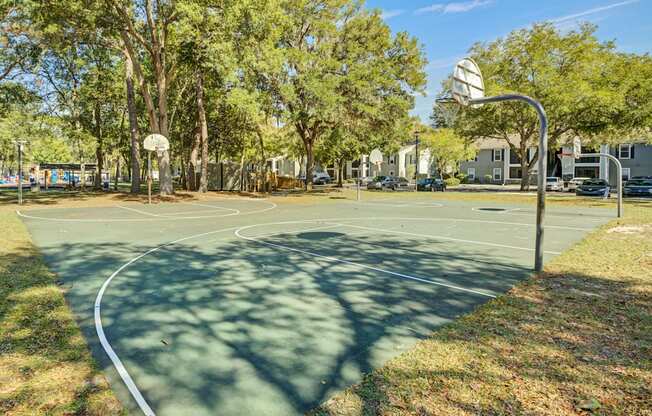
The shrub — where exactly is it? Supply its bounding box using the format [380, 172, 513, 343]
[445, 177, 461, 187]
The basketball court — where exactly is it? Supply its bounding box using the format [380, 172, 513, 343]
[17, 194, 613, 415]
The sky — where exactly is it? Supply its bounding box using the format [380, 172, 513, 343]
[363, 0, 652, 121]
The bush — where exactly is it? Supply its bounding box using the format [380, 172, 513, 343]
[484, 174, 493, 183]
[445, 177, 461, 187]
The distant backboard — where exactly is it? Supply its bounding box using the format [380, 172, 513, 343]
[369, 149, 383, 165]
[144, 134, 170, 152]
[572, 137, 581, 159]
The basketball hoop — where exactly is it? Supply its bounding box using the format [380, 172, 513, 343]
[369, 149, 383, 165]
[434, 97, 461, 127]
[143, 133, 170, 204]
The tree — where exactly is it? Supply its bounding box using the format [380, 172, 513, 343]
[446, 23, 646, 190]
[1, 2, 39, 81]
[420, 127, 476, 178]
[109, 0, 177, 195]
[275, 1, 426, 189]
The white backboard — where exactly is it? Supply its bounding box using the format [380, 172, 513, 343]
[369, 149, 383, 164]
[572, 137, 581, 159]
[452, 58, 485, 106]
[144, 134, 170, 152]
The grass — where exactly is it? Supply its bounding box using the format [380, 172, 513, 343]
[2, 188, 651, 415]
[312, 203, 652, 415]
[0, 202, 123, 415]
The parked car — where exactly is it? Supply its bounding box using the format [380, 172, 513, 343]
[624, 178, 652, 197]
[576, 178, 610, 197]
[358, 176, 374, 186]
[299, 171, 331, 185]
[417, 178, 446, 192]
[386, 177, 410, 191]
[567, 177, 590, 192]
[367, 176, 409, 191]
[366, 175, 388, 190]
[313, 171, 331, 185]
[545, 177, 564, 192]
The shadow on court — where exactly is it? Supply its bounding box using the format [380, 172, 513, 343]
[36, 227, 532, 416]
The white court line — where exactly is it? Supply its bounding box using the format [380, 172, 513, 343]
[351, 201, 444, 208]
[15, 198, 276, 222]
[91, 211, 590, 415]
[94, 226, 240, 416]
[116, 205, 164, 217]
[183, 202, 240, 213]
[335, 222, 562, 255]
[235, 222, 496, 298]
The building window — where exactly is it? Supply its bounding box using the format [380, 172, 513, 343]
[467, 167, 476, 180]
[509, 166, 522, 179]
[389, 156, 395, 165]
[622, 168, 631, 181]
[575, 166, 599, 178]
[493, 167, 502, 181]
[493, 149, 502, 162]
[619, 144, 632, 159]
[389, 170, 395, 176]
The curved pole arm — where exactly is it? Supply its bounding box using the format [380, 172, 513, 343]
[469, 94, 549, 272]
[578, 153, 623, 218]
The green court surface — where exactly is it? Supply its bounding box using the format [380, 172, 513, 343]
[17, 194, 614, 415]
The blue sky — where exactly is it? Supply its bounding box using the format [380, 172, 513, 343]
[363, 0, 652, 121]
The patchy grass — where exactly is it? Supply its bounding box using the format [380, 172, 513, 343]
[312, 204, 652, 415]
[0, 204, 123, 415]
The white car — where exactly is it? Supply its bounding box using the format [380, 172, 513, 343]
[546, 177, 564, 192]
[312, 171, 331, 185]
[567, 177, 590, 192]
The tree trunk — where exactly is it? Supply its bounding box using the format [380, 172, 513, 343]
[520, 150, 529, 191]
[305, 141, 314, 191]
[114, 157, 120, 191]
[124, 50, 141, 194]
[239, 147, 246, 191]
[196, 72, 209, 193]
[338, 159, 344, 187]
[187, 127, 200, 191]
[94, 102, 103, 190]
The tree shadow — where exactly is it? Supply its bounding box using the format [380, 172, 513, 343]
[24, 224, 536, 415]
[311, 272, 652, 415]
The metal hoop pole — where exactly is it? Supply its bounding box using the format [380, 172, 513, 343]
[470, 94, 548, 272]
[578, 153, 623, 218]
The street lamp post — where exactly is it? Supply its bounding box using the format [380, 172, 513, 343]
[414, 131, 420, 191]
[14, 140, 27, 205]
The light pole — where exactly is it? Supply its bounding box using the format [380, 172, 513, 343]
[414, 131, 420, 191]
[14, 140, 27, 205]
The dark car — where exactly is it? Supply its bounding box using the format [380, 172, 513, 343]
[367, 176, 409, 191]
[417, 178, 446, 192]
[366, 175, 388, 190]
[576, 178, 610, 197]
[624, 178, 652, 197]
[384, 176, 410, 191]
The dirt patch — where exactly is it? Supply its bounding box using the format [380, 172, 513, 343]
[607, 225, 651, 235]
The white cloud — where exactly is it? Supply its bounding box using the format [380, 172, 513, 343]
[427, 55, 465, 70]
[381, 9, 405, 19]
[415, 0, 493, 15]
[551, 0, 639, 24]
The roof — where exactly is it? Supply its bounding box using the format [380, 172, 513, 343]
[472, 136, 522, 150]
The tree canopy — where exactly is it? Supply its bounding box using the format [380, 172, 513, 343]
[436, 23, 652, 189]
